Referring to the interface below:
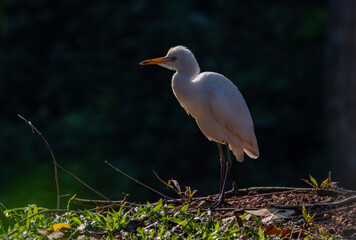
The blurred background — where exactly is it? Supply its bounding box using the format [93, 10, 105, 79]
[1, 0, 355, 209]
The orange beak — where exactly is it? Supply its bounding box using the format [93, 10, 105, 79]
[140, 56, 170, 65]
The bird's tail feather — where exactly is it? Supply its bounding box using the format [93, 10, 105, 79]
[229, 142, 259, 162]
[244, 148, 259, 159]
[244, 138, 259, 159]
[230, 145, 245, 162]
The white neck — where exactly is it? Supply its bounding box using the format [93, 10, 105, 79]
[171, 69, 200, 110]
[168, 54, 201, 109]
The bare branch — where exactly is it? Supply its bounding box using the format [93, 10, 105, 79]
[273, 195, 356, 209]
[0, 202, 7, 210]
[55, 162, 111, 201]
[72, 197, 139, 208]
[104, 160, 174, 200]
[17, 114, 60, 209]
[152, 170, 182, 197]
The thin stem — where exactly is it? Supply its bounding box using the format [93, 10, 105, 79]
[18, 114, 60, 209]
[104, 160, 174, 200]
[0, 201, 7, 210]
[55, 162, 111, 201]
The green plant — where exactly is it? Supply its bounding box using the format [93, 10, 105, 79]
[302, 172, 336, 190]
[153, 170, 198, 202]
[302, 204, 315, 226]
[183, 186, 198, 202]
[302, 204, 323, 237]
[0, 200, 339, 239]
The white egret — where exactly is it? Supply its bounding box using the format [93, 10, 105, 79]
[140, 46, 259, 207]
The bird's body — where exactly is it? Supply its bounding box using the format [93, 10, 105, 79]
[140, 46, 259, 207]
[172, 71, 259, 162]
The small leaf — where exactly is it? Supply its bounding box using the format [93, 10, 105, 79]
[320, 178, 329, 188]
[214, 221, 220, 231]
[191, 190, 198, 197]
[258, 227, 265, 240]
[181, 204, 189, 212]
[309, 175, 318, 188]
[72, 217, 82, 225]
[302, 205, 307, 219]
[152, 199, 163, 211]
[66, 194, 76, 210]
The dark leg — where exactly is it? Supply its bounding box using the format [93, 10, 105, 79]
[217, 143, 226, 192]
[221, 145, 232, 202]
[225, 144, 232, 185]
[210, 143, 232, 209]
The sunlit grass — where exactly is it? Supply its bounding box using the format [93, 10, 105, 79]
[1, 198, 339, 239]
[0, 200, 275, 239]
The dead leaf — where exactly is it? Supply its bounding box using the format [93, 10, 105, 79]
[245, 208, 274, 217]
[245, 208, 295, 223]
[262, 225, 286, 235]
[77, 223, 86, 231]
[261, 225, 306, 238]
[37, 229, 50, 236]
[170, 179, 181, 193]
[47, 231, 65, 239]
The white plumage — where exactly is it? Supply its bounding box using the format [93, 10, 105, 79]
[140, 45, 259, 206]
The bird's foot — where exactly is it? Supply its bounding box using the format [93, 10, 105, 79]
[209, 196, 231, 209]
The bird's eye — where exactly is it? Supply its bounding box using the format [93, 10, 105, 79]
[170, 56, 177, 61]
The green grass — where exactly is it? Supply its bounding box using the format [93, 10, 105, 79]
[0, 199, 298, 240]
[0, 199, 341, 240]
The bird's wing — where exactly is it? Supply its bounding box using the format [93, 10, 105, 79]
[203, 73, 259, 158]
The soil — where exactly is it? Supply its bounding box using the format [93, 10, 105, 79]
[172, 186, 356, 239]
[73, 186, 356, 239]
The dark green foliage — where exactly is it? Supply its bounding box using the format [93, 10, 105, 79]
[0, 0, 330, 208]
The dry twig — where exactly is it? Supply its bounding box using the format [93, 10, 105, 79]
[104, 160, 175, 200]
[0, 202, 7, 210]
[72, 197, 139, 208]
[18, 114, 60, 209]
[18, 114, 110, 207]
[55, 162, 110, 201]
[273, 195, 356, 209]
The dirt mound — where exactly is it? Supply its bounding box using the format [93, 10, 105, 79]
[173, 186, 356, 239]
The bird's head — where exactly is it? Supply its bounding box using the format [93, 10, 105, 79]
[140, 45, 200, 75]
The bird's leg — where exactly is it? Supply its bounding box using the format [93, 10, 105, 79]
[210, 143, 231, 209]
[217, 143, 226, 192]
[226, 144, 232, 186]
[223, 145, 233, 199]
[218, 145, 232, 203]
